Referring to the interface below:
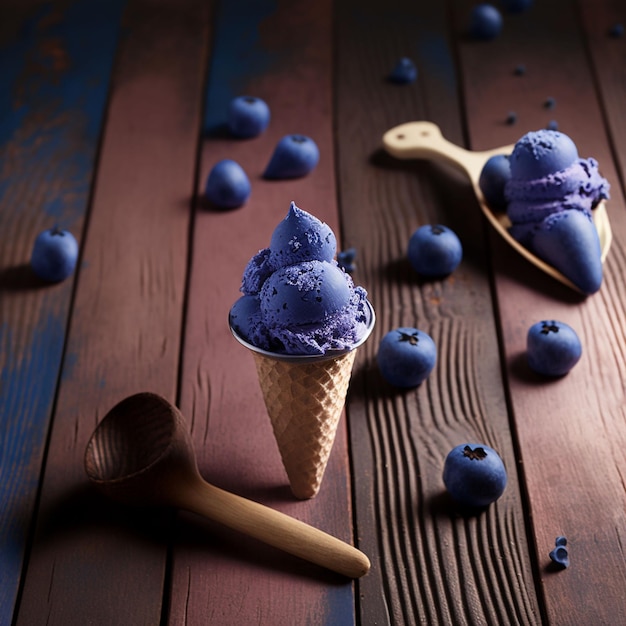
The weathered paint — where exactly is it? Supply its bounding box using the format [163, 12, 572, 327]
[202, 0, 278, 135]
[0, 2, 126, 623]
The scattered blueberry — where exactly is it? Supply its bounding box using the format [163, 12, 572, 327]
[389, 57, 418, 84]
[30, 226, 79, 282]
[506, 111, 518, 125]
[527, 320, 582, 376]
[549, 536, 570, 568]
[337, 247, 357, 273]
[609, 23, 624, 38]
[544, 96, 556, 109]
[514, 64, 526, 76]
[469, 4, 503, 40]
[500, 0, 532, 12]
[228, 96, 270, 138]
[547, 120, 559, 131]
[263, 134, 320, 179]
[205, 159, 251, 209]
[407, 224, 463, 277]
[443, 443, 507, 508]
[479, 154, 511, 211]
[377, 327, 436, 388]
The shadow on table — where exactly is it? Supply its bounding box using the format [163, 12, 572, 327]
[173, 510, 353, 585]
[29, 481, 351, 584]
[0, 263, 52, 292]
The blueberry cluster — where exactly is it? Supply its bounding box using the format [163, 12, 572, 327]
[204, 96, 319, 210]
[376, 223, 461, 389]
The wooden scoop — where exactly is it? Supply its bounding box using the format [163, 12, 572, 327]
[383, 121, 612, 293]
[84, 392, 370, 578]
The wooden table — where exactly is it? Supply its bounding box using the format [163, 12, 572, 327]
[2, 1, 625, 624]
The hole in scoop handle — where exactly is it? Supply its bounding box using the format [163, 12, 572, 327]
[178, 478, 371, 578]
[382, 121, 489, 182]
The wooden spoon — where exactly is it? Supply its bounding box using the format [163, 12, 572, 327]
[383, 121, 612, 293]
[84, 392, 370, 578]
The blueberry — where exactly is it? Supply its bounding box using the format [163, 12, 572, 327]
[263, 134, 320, 179]
[30, 226, 79, 282]
[388, 57, 418, 84]
[443, 443, 507, 508]
[377, 327, 436, 388]
[549, 546, 569, 568]
[337, 247, 357, 273]
[506, 111, 517, 125]
[526, 320, 582, 376]
[205, 159, 251, 209]
[469, 4, 503, 40]
[514, 64, 526, 76]
[228, 96, 270, 138]
[549, 537, 570, 569]
[407, 224, 462, 277]
[479, 154, 511, 211]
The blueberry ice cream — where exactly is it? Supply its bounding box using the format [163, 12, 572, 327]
[503, 129, 609, 294]
[230, 202, 372, 355]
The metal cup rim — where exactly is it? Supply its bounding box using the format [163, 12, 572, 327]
[229, 300, 376, 363]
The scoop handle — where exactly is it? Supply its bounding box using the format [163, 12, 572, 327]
[382, 121, 511, 183]
[175, 477, 371, 578]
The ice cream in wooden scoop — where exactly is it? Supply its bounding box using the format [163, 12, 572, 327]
[84, 392, 370, 578]
[383, 121, 612, 294]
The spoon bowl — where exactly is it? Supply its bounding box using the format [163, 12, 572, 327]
[383, 121, 612, 293]
[85, 392, 370, 578]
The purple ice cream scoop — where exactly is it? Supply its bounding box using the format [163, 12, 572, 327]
[508, 130, 579, 180]
[504, 130, 609, 294]
[261, 261, 351, 327]
[507, 157, 609, 223]
[231, 203, 373, 355]
[269, 201, 336, 267]
[241, 202, 336, 295]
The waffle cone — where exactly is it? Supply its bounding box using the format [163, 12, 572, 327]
[251, 349, 357, 499]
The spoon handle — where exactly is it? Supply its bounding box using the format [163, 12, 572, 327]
[176, 477, 371, 578]
[382, 120, 512, 183]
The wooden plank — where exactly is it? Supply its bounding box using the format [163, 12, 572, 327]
[13, 1, 209, 624]
[335, 1, 541, 624]
[452, 0, 626, 623]
[578, 0, 626, 187]
[0, 2, 125, 623]
[170, 0, 357, 624]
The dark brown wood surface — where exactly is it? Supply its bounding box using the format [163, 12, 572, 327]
[336, 1, 540, 624]
[2, 0, 625, 624]
[453, 1, 626, 624]
[13, 1, 209, 623]
[170, 1, 358, 624]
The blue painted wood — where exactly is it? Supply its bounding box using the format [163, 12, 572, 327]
[202, 0, 278, 135]
[0, 2, 126, 623]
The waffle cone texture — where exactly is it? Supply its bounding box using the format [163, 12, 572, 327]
[251, 349, 357, 499]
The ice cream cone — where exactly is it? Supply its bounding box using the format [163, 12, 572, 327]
[231, 302, 374, 499]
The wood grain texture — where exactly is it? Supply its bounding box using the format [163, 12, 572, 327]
[14, 1, 209, 624]
[578, 0, 626, 194]
[335, 1, 541, 624]
[453, 0, 626, 623]
[170, 0, 358, 624]
[0, 2, 125, 623]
